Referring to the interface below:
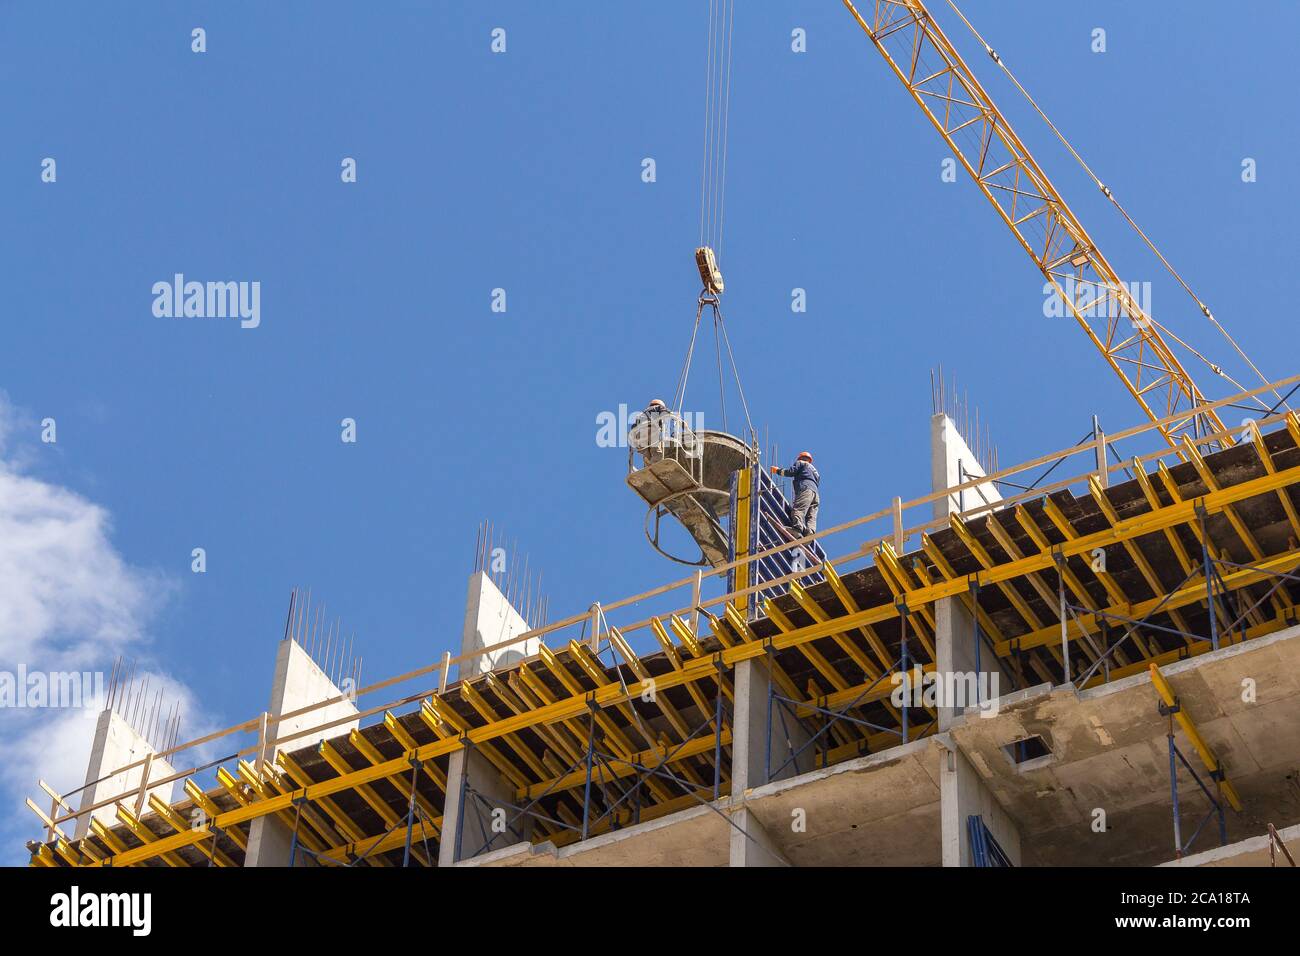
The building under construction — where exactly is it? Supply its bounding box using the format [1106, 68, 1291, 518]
[22, 0, 1300, 869]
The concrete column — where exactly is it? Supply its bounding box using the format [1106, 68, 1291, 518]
[930, 413, 1000, 520]
[432, 572, 542, 866]
[245, 638, 359, 867]
[730, 656, 812, 793]
[931, 412, 1012, 730]
[935, 595, 1014, 731]
[439, 744, 529, 866]
[727, 656, 805, 867]
[75, 710, 176, 839]
[729, 807, 790, 867]
[939, 738, 1021, 866]
[931, 412, 1023, 866]
[462, 571, 538, 678]
[244, 806, 308, 868]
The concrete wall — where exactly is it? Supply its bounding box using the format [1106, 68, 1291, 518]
[75, 710, 176, 839]
[461, 571, 537, 679]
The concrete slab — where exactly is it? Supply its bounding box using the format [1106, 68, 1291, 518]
[740, 736, 943, 866]
[1160, 821, 1300, 867]
[463, 802, 731, 867]
[947, 624, 1300, 865]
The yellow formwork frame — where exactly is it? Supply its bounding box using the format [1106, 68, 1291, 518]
[60, 458, 1300, 868]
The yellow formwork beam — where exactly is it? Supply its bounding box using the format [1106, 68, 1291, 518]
[314, 814, 442, 866]
[821, 561, 894, 675]
[764, 602, 848, 694]
[384, 712, 448, 793]
[516, 728, 733, 802]
[239, 759, 339, 851]
[91, 817, 129, 856]
[764, 601, 858, 750]
[993, 546, 1300, 657]
[1087, 476, 1192, 652]
[29, 843, 59, 867]
[149, 794, 235, 867]
[790, 578, 884, 681]
[116, 805, 187, 868]
[649, 617, 725, 733]
[873, 544, 938, 661]
[459, 682, 551, 781]
[486, 673, 588, 774]
[1158, 462, 1271, 630]
[276, 752, 371, 850]
[731, 466, 752, 615]
[184, 779, 248, 851]
[568, 638, 709, 788]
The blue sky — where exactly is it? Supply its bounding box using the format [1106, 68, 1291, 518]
[2, 1, 1297, 859]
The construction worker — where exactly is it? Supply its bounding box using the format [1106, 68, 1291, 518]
[629, 398, 670, 452]
[771, 451, 820, 536]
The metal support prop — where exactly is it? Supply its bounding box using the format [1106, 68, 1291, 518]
[453, 737, 471, 864]
[763, 642, 775, 785]
[899, 599, 909, 744]
[1094, 415, 1108, 488]
[969, 578, 981, 707]
[287, 796, 305, 868]
[1166, 712, 1182, 857]
[1198, 506, 1220, 651]
[690, 569, 703, 638]
[712, 656, 725, 800]
[1161, 701, 1228, 857]
[581, 701, 597, 841]
[401, 756, 420, 867]
[1055, 550, 1070, 683]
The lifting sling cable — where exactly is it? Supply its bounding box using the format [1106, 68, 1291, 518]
[677, 0, 754, 445]
[944, 0, 1285, 413]
[672, 304, 704, 413]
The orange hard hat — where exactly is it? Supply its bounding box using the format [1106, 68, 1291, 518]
[648, 398, 667, 408]
[798, 451, 813, 462]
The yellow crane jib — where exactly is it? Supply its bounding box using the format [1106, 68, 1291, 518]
[840, 0, 1231, 449]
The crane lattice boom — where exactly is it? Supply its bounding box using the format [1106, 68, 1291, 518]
[843, 0, 1228, 447]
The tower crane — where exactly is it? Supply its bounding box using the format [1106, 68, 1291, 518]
[841, 0, 1270, 449]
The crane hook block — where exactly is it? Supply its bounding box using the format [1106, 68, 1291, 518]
[695, 246, 725, 296]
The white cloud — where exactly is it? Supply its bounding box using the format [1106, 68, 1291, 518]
[0, 391, 210, 864]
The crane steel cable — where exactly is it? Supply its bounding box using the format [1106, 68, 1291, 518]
[699, 0, 718, 247]
[699, 0, 736, 254]
[673, 0, 753, 449]
[944, 0, 1284, 413]
[716, 0, 736, 259]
